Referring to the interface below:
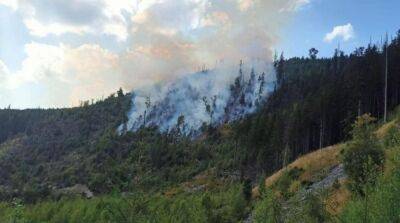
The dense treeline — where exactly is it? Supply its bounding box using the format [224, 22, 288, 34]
[0, 109, 55, 144]
[3, 97, 400, 223]
[0, 31, 400, 206]
[235, 31, 400, 174]
[0, 91, 131, 200]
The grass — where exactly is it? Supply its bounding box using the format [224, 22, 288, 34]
[265, 144, 343, 188]
[252, 144, 343, 199]
[0, 183, 249, 223]
[262, 114, 395, 183]
[376, 120, 397, 139]
[325, 179, 351, 215]
[253, 116, 400, 219]
[260, 114, 399, 193]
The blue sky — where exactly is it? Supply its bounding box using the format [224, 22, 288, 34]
[0, 0, 399, 108]
[0, 5, 29, 72]
[279, 0, 400, 58]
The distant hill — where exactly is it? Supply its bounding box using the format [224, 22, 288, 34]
[0, 32, 399, 222]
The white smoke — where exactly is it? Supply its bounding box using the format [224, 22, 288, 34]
[0, 0, 307, 108]
[118, 0, 306, 133]
[123, 0, 287, 83]
[120, 61, 275, 134]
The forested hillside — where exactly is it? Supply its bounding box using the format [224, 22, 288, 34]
[0, 31, 399, 222]
[0, 92, 131, 200]
[237, 32, 400, 173]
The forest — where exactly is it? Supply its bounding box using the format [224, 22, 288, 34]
[0, 31, 399, 222]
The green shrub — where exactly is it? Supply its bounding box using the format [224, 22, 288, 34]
[253, 189, 282, 223]
[0, 183, 250, 223]
[384, 124, 400, 148]
[258, 176, 267, 197]
[341, 171, 400, 223]
[342, 114, 384, 195]
[274, 167, 304, 198]
[9, 198, 27, 223]
[300, 193, 331, 223]
[243, 178, 252, 201]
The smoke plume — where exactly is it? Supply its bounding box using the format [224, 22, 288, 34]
[0, 0, 307, 108]
[121, 0, 301, 86]
[118, 0, 307, 133]
[121, 61, 276, 134]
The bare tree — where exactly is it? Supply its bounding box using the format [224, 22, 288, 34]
[384, 33, 388, 123]
[143, 96, 151, 126]
[202, 96, 217, 125]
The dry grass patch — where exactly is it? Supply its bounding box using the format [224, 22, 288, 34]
[265, 144, 343, 188]
[163, 187, 183, 198]
[325, 179, 351, 215]
[218, 124, 234, 138]
[251, 187, 260, 199]
[376, 120, 397, 139]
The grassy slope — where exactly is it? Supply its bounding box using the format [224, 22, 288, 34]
[253, 118, 398, 216]
[265, 144, 342, 188]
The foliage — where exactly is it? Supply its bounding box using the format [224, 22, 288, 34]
[258, 176, 267, 197]
[341, 162, 400, 223]
[383, 123, 400, 148]
[0, 30, 400, 222]
[342, 114, 384, 195]
[253, 189, 282, 223]
[242, 178, 252, 201]
[301, 193, 331, 223]
[274, 167, 303, 198]
[0, 184, 248, 223]
[341, 110, 400, 222]
[1, 33, 400, 200]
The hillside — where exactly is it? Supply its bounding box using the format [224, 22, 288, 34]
[0, 32, 399, 222]
[262, 144, 342, 189]
[1, 110, 399, 222]
[251, 113, 400, 222]
[0, 92, 131, 199]
[121, 64, 275, 135]
[258, 119, 396, 195]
